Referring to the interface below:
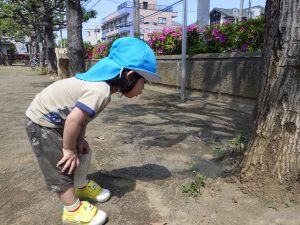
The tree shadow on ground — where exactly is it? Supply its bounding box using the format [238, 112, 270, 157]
[87, 164, 171, 198]
[103, 91, 254, 150]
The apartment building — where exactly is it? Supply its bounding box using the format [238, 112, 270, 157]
[100, 0, 179, 42]
[86, 25, 103, 45]
[0, 30, 29, 54]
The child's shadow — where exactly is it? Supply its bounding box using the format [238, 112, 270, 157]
[87, 164, 171, 198]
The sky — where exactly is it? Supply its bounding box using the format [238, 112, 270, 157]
[58, 0, 267, 42]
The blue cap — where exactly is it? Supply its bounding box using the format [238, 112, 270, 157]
[76, 37, 161, 82]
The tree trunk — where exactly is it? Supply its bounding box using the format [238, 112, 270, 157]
[36, 29, 46, 68]
[0, 30, 3, 56]
[241, 0, 300, 201]
[44, 24, 57, 73]
[66, 0, 85, 76]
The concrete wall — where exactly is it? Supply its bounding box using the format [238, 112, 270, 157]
[155, 52, 262, 99]
[84, 52, 262, 99]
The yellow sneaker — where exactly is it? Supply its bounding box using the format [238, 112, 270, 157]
[75, 180, 111, 203]
[62, 201, 107, 225]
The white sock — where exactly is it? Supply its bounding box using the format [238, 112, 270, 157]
[64, 198, 81, 212]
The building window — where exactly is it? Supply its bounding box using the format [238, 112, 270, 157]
[140, 15, 144, 23]
[142, 2, 148, 9]
[158, 17, 167, 25]
[210, 11, 221, 25]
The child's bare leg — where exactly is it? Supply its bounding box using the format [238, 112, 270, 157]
[57, 187, 78, 206]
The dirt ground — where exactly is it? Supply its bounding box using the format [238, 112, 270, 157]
[0, 66, 299, 225]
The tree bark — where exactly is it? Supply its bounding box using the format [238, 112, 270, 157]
[44, 23, 57, 73]
[66, 0, 85, 76]
[241, 0, 300, 201]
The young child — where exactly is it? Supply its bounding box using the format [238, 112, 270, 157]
[25, 37, 161, 225]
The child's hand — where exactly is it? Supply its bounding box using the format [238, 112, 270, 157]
[77, 138, 90, 154]
[57, 148, 80, 174]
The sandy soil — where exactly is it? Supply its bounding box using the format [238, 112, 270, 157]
[0, 66, 299, 225]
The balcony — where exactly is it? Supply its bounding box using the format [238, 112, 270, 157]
[117, 1, 174, 12]
[117, 1, 133, 10]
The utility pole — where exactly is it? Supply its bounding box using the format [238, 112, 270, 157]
[197, 0, 210, 28]
[248, 0, 252, 19]
[239, 0, 244, 21]
[60, 26, 63, 48]
[180, 0, 187, 101]
[133, 0, 140, 38]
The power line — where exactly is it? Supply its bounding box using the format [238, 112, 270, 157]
[142, 0, 183, 20]
[82, 0, 93, 7]
[84, 0, 184, 32]
[88, 0, 103, 11]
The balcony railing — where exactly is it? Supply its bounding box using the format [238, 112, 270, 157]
[117, 1, 174, 12]
[102, 22, 132, 34]
[117, 1, 133, 10]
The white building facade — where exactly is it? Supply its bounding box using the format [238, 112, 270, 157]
[86, 25, 103, 45]
[88, 0, 180, 43]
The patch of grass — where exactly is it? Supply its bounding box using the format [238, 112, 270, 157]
[182, 162, 207, 197]
[40, 67, 48, 75]
[284, 201, 292, 208]
[229, 132, 246, 152]
[268, 202, 279, 211]
[209, 141, 225, 157]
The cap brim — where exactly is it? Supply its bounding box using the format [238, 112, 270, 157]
[131, 69, 161, 83]
[76, 57, 121, 82]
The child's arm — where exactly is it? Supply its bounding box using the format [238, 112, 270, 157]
[57, 107, 89, 174]
[77, 123, 90, 154]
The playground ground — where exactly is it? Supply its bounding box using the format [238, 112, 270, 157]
[0, 66, 299, 225]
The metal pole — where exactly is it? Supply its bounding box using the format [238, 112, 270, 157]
[133, 0, 140, 38]
[60, 27, 63, 48]
[248, 0, 252, 19]
[239, 0, 244, 21]
[180, 0, 188, 101]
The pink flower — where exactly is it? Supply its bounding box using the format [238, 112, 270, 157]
[187, 23, 198, 32]
[214, 34, 226, 44]
[171, 32, 177, 37]
[158, 34, 165, 42]
[163, 27, 174, 35]
[223, 20, 232, 25]
[212, 29, 220, 36]
[148, 40, 153, 47]
[96, 46, 102, 54]
[158, 49, 164, 54]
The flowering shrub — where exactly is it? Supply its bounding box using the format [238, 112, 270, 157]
[147, 24, 200, 55]
[85, 17, 265, 59]
[147, 17, 265, 55]
[92, 43, 109, 59]
[83, 41, 93, 59]
[221, 17, 265, 52]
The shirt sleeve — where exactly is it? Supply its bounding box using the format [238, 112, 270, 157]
[75, 82, 111, 117]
